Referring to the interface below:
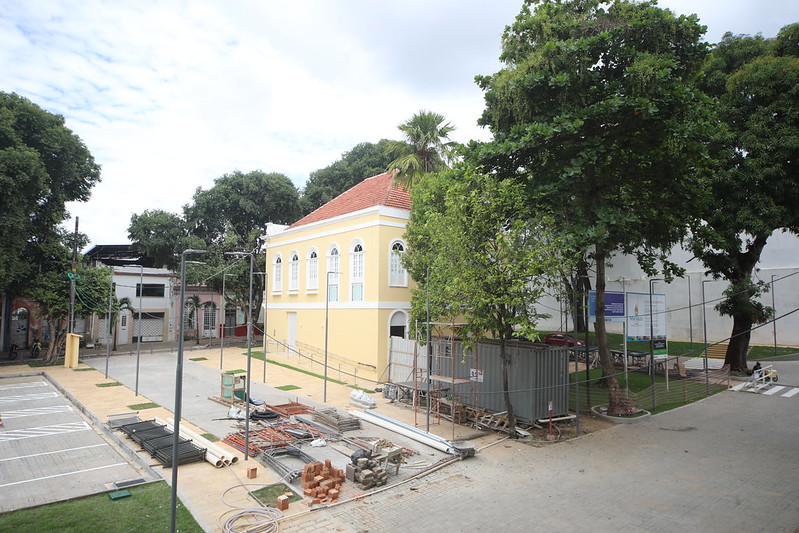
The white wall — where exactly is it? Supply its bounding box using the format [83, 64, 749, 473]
[536, 231, 799, 347]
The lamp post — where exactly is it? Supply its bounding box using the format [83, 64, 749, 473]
[219, 273, 234, 369]
[771, 274, 777, 358]
[170, 249, 205, 533]
[135, 265, 143, 396]
[104, 273, 114, 379]
[254, 272, 267, 382]
[649, 278, 663, 410]
[426, 266, 432, 432]
[701, 279, 721, 395]
[225, 252, 254, 461]
[324, 271, 338, 403]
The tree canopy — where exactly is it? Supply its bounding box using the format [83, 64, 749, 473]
[388, 110, 456, 190]
[470, 0, 712, 412]
[689, 25, 799, 371]
[404, 168, 573, 434]
[0, 92, 101, 295]
[300, 140, 401, 215]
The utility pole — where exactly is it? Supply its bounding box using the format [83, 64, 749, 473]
[68, 217, 79, 333]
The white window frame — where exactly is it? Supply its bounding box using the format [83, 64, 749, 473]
[273, 254, 283, 292]
[389, 240, 408, 287]
[307, 248, 319, 291]
[350, 240, 364, 302]
[327, 245, 339, 302]
[289, 251, 300, 291]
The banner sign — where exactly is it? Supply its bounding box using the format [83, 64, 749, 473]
[588, 290, 625, 322]
[626, 292, 667, 341]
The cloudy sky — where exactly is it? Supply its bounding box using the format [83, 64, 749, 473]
[2, 1, 798, 249]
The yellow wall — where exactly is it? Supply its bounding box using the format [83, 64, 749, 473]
[264, 207, 414, 382]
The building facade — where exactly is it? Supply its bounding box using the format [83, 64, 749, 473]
[264, 172, 413, 382]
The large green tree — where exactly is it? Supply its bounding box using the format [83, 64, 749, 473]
[405, 168, 572, 435]
[388, 110, 456, 190]
[472, 0, 712, 413]
[129, 170, 301, 331]
[690, 25, 799, 372]
[300, 140, 402, 215]
[0, 92, 101, 295]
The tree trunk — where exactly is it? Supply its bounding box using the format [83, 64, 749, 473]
[44, 325, 66, 365]
[726, 313, 753, 372]
[498, 322, 517, 438]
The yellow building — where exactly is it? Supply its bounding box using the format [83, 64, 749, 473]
[264, 171, 413, 384]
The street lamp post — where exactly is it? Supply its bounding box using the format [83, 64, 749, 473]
[771, 274, 777, 358]
[170, 249, 205, 533]
[426, 267, 432, 432]
[254, 272, 267, 383]
[649, 278, 663, 410]
[701, 279, 721, 395]
[225, 252, 254, 462]
[220, 273, 234, 369]
[324, 271, 338, 403]
[135, 265, 143, 396]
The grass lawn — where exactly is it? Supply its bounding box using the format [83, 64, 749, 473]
[127, 402, 159, 410]
[0, 481, 203, 533]
[250, 483, 302, 508]
[276, 384, 301, 391]
[249, 351, 375, 394]
[96, 381, 122, 388]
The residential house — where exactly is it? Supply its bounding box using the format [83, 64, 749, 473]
[264, 171, 413, 383]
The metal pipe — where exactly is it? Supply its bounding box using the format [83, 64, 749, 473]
[771, 274, 777, 358]
[135, 265, 143, 396]
[649, 278, 663, 410]
[104, 273, 114, 379]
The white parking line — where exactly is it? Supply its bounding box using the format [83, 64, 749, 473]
[782, 388, 799, 398]
[763, 385, 785, 396]
[0, 443, 109, 463]
[0, 421, 91, 442]
[0, 462, 128, 489]
[1, 405, 73, 419]
[0, 392, 58, 402]
[0, 381, 50, 390]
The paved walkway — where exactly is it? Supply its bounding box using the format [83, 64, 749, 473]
[1, 347, 798, 532]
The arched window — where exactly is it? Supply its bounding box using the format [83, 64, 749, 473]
[389, 240, 407, 287]
[389, 310, 408, 338]
[203, 302, 217, 337]
[350, 241, 364, 302]
[307, 249, 318, 290]
[289, 251, 300, 291]
[327, 245, 339, 302]
[273, 255, 283, 291]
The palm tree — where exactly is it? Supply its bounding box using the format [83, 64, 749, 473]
[185, 295, 202, 345]
[388, 110, 456, 190]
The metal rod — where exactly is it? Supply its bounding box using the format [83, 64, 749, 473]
[772, 274, 777, 358]
[649, 278, 663, 410]
[104, 272, 113, 379]
[426, 266, 431, 432]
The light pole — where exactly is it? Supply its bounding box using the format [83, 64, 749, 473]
[219, 273, 234, 369]
[225, 252, 254, 462]
[254, 272, 268, 383]
[135, 265, 143, 396]
[426, 266, 432, 432]
[701, 279, 721, 395]
[104, 273, 114, 379]
[324, 271, 338, 402]
[170, 249, 205, 533]
[771, 274, 777, 358]
[649, 278, 663, 410]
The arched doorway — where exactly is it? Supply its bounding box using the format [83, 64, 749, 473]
[11, 307, 29, 348]
[389, 310, 408, 339]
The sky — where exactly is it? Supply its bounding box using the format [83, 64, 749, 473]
[2, 1, 798, 250]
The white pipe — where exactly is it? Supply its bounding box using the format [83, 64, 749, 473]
[349, 410, 456, 455]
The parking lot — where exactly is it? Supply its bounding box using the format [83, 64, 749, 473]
[0, 374, 157, 512]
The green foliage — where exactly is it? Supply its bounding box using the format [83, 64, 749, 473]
[0, 92, 101, 294]
[388, 110, 456, 190]
[128, 209, 191, 270]
[301, 140, 402, 215]
[689, 25, 799, 370]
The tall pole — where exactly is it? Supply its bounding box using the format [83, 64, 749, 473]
[701, 280, 711, 395]
[225, 252, 254, 461]
[68, 217, 79, 334]
[687, 274, 693, 346]
[771, 274, 777, 358]
[649, 278, 662, 410]
[572, 276, 579, 436]
[104, 273, 113, 379]
[135, 265, 143, 396]
[324, 271, 336, 402]
[254, 272, 267, 383]
[171, 249, 205, 533]
[220, 273, 233, 369]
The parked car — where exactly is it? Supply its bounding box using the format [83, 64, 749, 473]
[543, 333, 585, 347]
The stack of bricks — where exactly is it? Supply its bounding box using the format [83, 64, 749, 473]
[301, 459, 344, 505]
[276, 491, 293, 511]
[346, 457, 389, 490]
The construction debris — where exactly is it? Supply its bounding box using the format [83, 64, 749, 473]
[301, 460, 345, 505]
[313, 408, 361, 432]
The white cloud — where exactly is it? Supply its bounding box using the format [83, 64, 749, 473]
[2, 0, 797, 248]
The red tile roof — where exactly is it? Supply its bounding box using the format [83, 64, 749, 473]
[290, 171, 410, 229]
